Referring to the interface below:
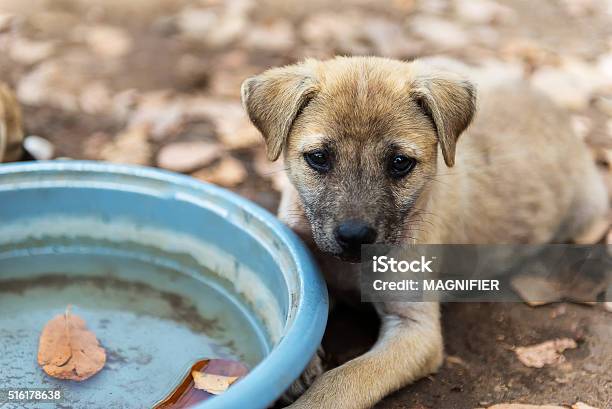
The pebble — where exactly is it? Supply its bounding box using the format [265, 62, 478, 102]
[23, 135, 55, 160]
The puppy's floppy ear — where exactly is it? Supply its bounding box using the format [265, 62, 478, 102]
[241, 63, 318, 161]
[412, 66, 476, 167]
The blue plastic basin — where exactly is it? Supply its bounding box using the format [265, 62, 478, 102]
[0, 161, 328, 409]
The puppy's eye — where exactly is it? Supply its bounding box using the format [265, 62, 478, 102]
[389, 154, 416, 178]
[304, 149, 331, 173]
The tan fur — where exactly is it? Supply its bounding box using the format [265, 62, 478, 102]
[242, 56, 609, 409]
[0, 83, 24, 163]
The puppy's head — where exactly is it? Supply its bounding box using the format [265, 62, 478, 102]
[242, 57, 475, 261]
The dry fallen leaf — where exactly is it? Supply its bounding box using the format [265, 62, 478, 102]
[9, 37, 55, 65]
[157, 141, 223, 173]
[154, 358, 249, 408]
[192, 371, 238, 395]
[192, 155, 247, 187]
[186, 97, 261, 149]
[100, 126, 152, 165]
[17, 52, 99, 112]
[510, 275, 563, 306]
[128, 91, 185, 141]
[38, 307, 106, 381]
[514, 338, 577, 368]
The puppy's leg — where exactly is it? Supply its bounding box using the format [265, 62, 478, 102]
[287, 302, 443, 409]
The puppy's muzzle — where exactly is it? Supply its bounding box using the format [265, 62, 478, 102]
[334, 219, 377, 262]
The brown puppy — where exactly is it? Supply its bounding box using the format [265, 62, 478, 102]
[241, 56, 608, 409]
[0, 83, 24, 163]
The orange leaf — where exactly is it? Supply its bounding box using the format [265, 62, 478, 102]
[191, 371, 238, 395]
[37, 306, 106, 381]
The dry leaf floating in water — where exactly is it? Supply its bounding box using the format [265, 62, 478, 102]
[154, 358, 248, 408]
[37, 306, 106, 381]
[192, 371, 238, 395]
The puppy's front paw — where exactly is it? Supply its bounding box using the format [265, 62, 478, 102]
[278, 346, 325, 406]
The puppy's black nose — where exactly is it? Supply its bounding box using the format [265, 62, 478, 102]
[334, 220, 377, 250]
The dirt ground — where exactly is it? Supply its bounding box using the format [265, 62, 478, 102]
[324, 302, 612, 409]
[0, 0, 611, 408]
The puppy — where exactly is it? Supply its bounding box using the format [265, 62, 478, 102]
[241, 56, 608, 409]
[0, 82, 24, 163]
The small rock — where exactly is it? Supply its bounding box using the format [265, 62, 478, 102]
[157, 141, 222, 173]
[100, 126, 151, 166]
[23, 135, 55, 160]
[83, 25, 133, 58]
[192, 155, 247, 187]
[514, 338, 577, 368]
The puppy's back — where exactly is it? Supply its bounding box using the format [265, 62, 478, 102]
[448, 82, 608, 243]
